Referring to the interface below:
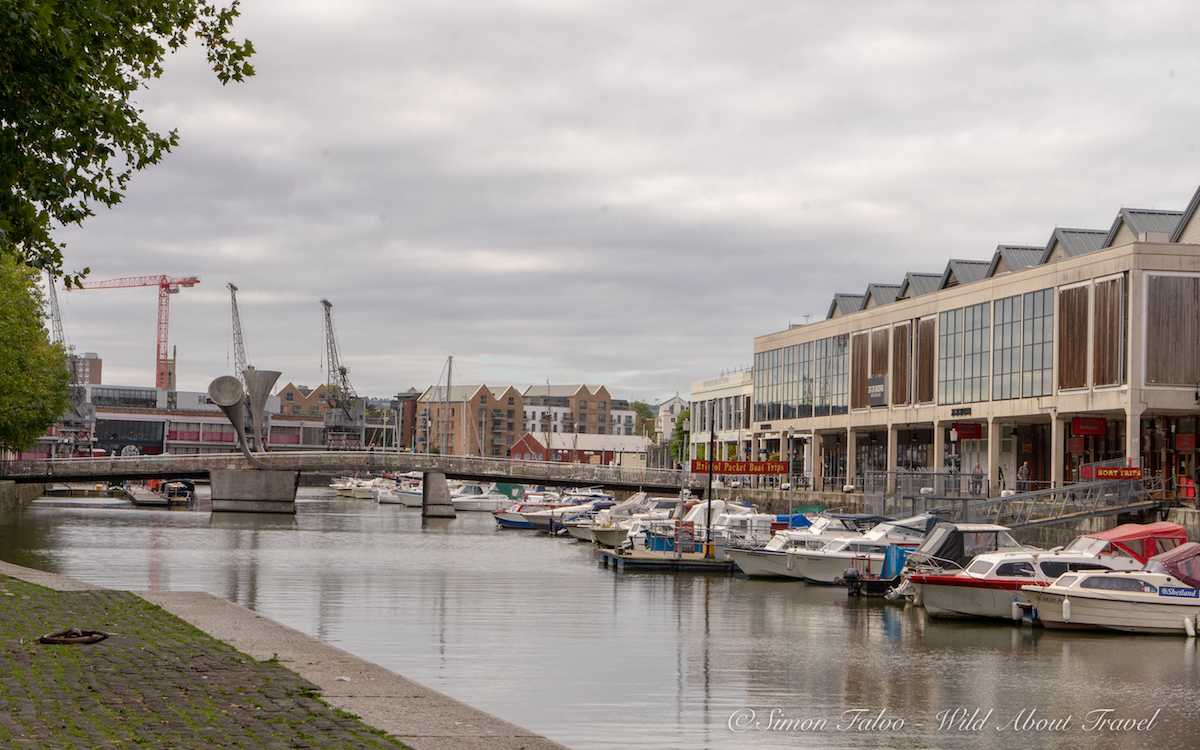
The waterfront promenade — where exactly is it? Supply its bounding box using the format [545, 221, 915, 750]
[0, 561, 563, 749]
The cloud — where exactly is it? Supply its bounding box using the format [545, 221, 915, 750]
[51, 0, 1200, 402]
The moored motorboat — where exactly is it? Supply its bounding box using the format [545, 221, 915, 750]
[451, 482, 514, 512]
[1021, 542, 1200, 635]
[911, 522, 1188, 620]
[494, 502, 569, 529]
[727, 513, 891, 579]
[778, 514, 941, 584]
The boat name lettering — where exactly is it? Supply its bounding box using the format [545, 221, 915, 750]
[1158, 586, 1199, 598]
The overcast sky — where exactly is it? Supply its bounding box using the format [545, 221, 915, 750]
[52, 1, 1200, 402]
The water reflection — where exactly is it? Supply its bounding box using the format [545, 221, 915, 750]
[1, 490, 1198, 749]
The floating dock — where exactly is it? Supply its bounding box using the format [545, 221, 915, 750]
[597, 548, 735, 573]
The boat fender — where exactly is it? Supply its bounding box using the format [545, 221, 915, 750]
[1010, 601, 1021, 622]
[1062, 597, 1071, 623]
[1186, 616, 1196, 638]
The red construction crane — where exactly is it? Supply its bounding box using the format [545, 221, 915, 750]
[70, 274, 200, 389]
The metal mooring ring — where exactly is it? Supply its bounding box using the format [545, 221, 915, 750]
[38, 629, 109, 645]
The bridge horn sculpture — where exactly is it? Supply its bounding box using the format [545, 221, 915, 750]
[206, 370, 298, 514]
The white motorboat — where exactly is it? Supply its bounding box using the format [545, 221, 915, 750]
[911, 522, 1188, 620]
[1022, 542, 1200, 635]
[379, 479, 423, 507]
[727, 513, 890, 578]
[777, 514, 941, 584]
[451, 483, 513, 512]
[329, 477, 357, 496]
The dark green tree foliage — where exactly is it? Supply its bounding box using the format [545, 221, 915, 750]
[0, 254, 70, 451]
[0, 0, 254, 283]
[670, 408, 689, 464]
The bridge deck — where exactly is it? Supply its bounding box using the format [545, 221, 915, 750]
[1, 451, 699, 493]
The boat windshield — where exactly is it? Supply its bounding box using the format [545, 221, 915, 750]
[1061, 536, 1109, 557]
[764, 534, 791, 551]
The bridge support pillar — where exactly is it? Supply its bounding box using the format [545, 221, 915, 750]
[210, 469, 298, 514]
[422, 471, 456, 518]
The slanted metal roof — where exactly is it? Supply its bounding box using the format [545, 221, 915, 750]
[938, 259, 991, 289]
[1039, 227, 1108, 264]
[826, 293, 866, 319]
[896, 272, 942, 300]
[1171, 185, 1200, 242]
[986, 245, 1044, 277]
[863, 283, 901, 308]
[1104, 208, 1184, 247]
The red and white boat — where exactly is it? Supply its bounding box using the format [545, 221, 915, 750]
[910, 522, 1187, 620]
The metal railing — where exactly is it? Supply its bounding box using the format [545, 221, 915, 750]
[0, 450, 696, 489]
[863, 473, 1167, 528]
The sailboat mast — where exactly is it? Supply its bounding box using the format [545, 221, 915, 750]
[442, 355, 453, 456]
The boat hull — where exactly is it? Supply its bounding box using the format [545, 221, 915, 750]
[786, 552, 883, 585]
[728, 549, 794, 578]
[452, 497, 511, 512]
[565, 524, 594, 543]
[591, 527, 629, 548]
[495, 513, 536, 529]
[1024, 589, 1200, 634]
[917, 578, 1036, 620]
[380, 490, 423, 507]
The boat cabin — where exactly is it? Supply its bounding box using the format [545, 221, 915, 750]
[910, 522, 1023, 570]
[1058, 522, 1187, 566]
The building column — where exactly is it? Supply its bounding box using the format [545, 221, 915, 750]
[845, 428, 857, 489]
[750, 435, 760, 488]
[812, 433, 824, 490]
[933, 421, 945, 472]
[987, 417, 1001, 492]
[1126, 403, 1143, 467]
[1050, 415, 1065, 488]
[886, 423, 899, 496]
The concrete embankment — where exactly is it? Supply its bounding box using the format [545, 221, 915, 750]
[0, 480, 43, 512]
[0, 560, 565, 750]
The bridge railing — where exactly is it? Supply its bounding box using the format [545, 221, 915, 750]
[0, 450, 695, 488]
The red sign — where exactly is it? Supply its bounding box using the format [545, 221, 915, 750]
[951, 422, 982, 440]
[1176, 434, 1197, 453]
[1067, 437, 1085, 454]
[1095, 467, 1143, 480]
[691, 459, 788, 475]
[1071, 417, 1107, 437]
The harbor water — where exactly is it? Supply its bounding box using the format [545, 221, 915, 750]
[2, 489, 1198, 749]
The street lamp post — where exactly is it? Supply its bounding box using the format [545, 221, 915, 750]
[705, 425, 715, 559]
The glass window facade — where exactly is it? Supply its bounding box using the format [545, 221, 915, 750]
[754, 335, 847, 422]
[991, 289, 1053, 399]
[939, 303, 990, 405]
[992, 294, 1022, 400]
[938, 308, 962, 404]
[1022, 288, 1054, 397]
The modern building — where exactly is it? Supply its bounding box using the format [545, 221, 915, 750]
[510, 432, 649, 467]
[749, 185, 1200, 496]
[68, 352, 102, 385]
[13, 383, 299, 459]
[610, 399, 637, 436]
[416, 384, 523, 457]
[688, 370, 753, 462]
[276, 383, 330, 418]
[522, 384, 612, 435]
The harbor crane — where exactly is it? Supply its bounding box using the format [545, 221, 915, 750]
[70, 274, 200, 389]
[321, 299, 364, 448]
[44, 271, 68, 350]
[227, 283, 249, 384]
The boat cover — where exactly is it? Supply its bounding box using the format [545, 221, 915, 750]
[1147, 542, 1200, 587]
[1086, 522, 1187, 564]
[774, 513, 812, 528]
[881, 545, 911, 579]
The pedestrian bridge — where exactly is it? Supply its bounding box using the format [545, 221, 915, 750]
[0, 451, 698, 494]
